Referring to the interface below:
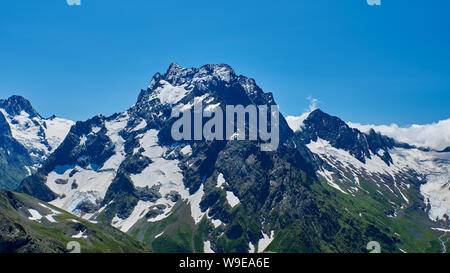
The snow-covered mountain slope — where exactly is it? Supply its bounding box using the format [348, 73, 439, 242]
[289, 109, 449, 223]
[18, 64, 449, 253]
[17, 64, 314, 253]
[0, 96, 74, 168]
[19, 63, 276, 226]
[0, 96, 74, 190]
[306, 138, 449, 220]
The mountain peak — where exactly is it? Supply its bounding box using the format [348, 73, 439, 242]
[0, 95, 41, 118]
[303, 109, 351, 136]
[161, 63, 236, 86]
[303, 108, 344, 129]
[164, 62, 183, 78]
[166, 62, 182, 73]
[307, 108, 326, 118]
[165, 62, 234, 74]
[141, 63, 246, 104]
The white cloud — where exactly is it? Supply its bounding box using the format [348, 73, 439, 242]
[66, 0, 81, 6]
[286, 96, 318, 132]
[348, 119, 450, 151]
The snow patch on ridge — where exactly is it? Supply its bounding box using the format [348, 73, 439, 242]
[216, 173, 240, 208]
[249, 242, 255, 253]
[286, 113, 310, 132]
[216, 173, 226, 188]
[72, 230, 88, 239]
[226, 191, 240, 208]
[204, 240, 215, 253]
[189, 184, 206, 224]
[111, 200, 153, 232]
[102, 113, 129, 171]
[316, 169, 348, 195]
[180, 145, 192, 156]
[149, 80, 190, 105]
[128, 129, 189, 226]
[48, 167, 115, 218]
[44, 117, 75, 151]
[28, 209, 43, 221]
[132, 120, 147, 132]
[258, 231, 275, 253]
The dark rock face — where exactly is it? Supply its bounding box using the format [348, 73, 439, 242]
[55, 179, 68, 185]
[0, 112, 33, 190]
[121, 154, 152, 175]
[19, 173, 57, 202]
[145, 204, 166, 219]
[39, 115, 114, 175]
[0, 215, 56, 253]
[194, 140, 341, 251]
[135, 185, 162, 202]
[365, 128, 396, 165]
[101, 170, 138, 220]
[0, 190, 63, 253]
[0, 111, 13, 136]
[165, 191, 180, 202]
[77, 200, 100, 214]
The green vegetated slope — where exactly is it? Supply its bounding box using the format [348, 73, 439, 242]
[0, 189, 148, 253]
[126, 176, 444, 253]
[127, 201, 208, 253]
[299, 178, 444, 253]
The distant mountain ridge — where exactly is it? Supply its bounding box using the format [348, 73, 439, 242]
[0, 95, 41, 118]
[293, 109, 399, 164]
[0, 96, 74, 190]
[289, 108, 449, 223]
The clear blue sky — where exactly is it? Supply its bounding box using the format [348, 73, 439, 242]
[0, 0, 449, 125]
